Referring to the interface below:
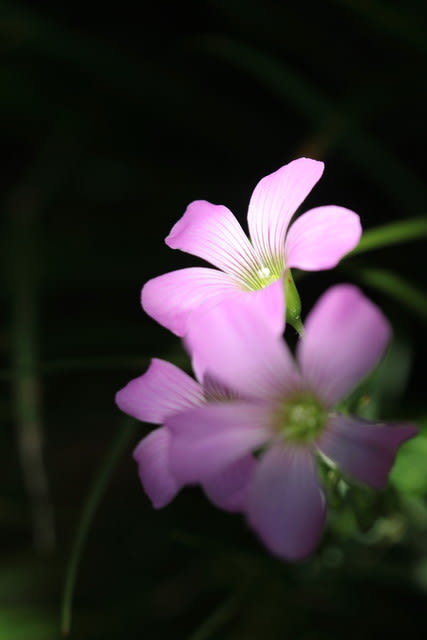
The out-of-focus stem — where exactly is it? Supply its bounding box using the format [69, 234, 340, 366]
[284, 269, 304, 336]
[186, 590, 244, 640]
[61, 417, 137, 636]
[9, 187, 55, 552]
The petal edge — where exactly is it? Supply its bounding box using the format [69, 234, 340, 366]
[298, 285, 391, 406]
[115, 358, 204, 424]
[285, 205, 362, 271]
[248, 158, 324, 266]
[317, 415, 418, 489]
[246, 444, 326, 560]
[141, 267, 238, 336]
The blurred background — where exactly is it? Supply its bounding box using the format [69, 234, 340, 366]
[1, 1, 427, 638]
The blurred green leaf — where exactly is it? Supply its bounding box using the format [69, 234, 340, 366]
[353, 268, 427, 321]
[390, 422, 427, 495]
[413, 555, 427, 591]
[0, 608, 55, 640]
[343, 337, 413, 420]
[350, 217, 427, 256]
[329, 0, 427, 55]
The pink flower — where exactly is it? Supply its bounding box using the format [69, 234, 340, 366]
[115, 359, 256, 512]
[141, 158, 362, 336]
[116, 284, 417, 560]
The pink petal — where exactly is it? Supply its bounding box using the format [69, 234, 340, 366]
[246, 444, 326, 560]
[202, 455, 256, 512]
[201, 371, 241, 401]
[167, 403, 271, 484]
[317, 415, 418, 489]
[297, 285, 391, 406]
[141, 267, 238, 336]
[165, 200, 260, 278]
[243, 277, 287, 336]
[115, 358, 204, 424]
[186, 288, 301, 401]
[188, 279, 286, 386]
[247, 158, 324, 266]
[285, 205, 362, 270]
[133, 427, 182, 508]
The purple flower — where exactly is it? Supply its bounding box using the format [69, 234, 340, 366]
[115, 358, 257, 512]
[116, 285, 417, 560]
[141, 158, 362, 336]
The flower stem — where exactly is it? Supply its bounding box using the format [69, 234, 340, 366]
[60, 417, 137, 636]
[9, 187, 55, 552]
[292, 317, 305, 337]
[284, 269, 304, 335]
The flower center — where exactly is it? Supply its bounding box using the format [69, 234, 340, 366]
[257, 266, 271, 279]
[273, 392, 327, 444]
[240, 258, 283, 291]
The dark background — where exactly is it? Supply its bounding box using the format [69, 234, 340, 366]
[1, 1, 427, 638]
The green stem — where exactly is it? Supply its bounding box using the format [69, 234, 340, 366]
[292, 317, 305, 338]
[7, 121, 80, 551]
[9, 189, 55, 552]
[60, 417, 137, 636]
[284, 269, 304, 336]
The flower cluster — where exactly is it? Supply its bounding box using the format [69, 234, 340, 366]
[116, 158, 417, 560]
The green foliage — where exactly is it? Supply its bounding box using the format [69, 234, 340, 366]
[0, 609, 55, 640]
[390, 421, 427, 495]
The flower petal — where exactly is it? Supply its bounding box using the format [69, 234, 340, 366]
[186, 288, 300, 401]
[115, 358, 204, 424]
[166, 200, 260, 278]
[201, 371, 241, 401]
[202, 455, 256, 512]
[141, 267, 238, 336]
[167, 403, 271, 484]
[243, 277, 287, 336]
[246, 444, 326, 560]
[133, 427, 182, 508]
[297, 284, 391, 406]
[285, 205, 362, 270]
[317, 415, 418, 489]
[247, 158, 324, 266]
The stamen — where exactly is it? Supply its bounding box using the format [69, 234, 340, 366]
[238, 258, 282, 291]
[273, 392, 327, 444]
[257, 266, 271, 279]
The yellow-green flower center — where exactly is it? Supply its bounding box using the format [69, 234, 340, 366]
[273, 392, 327, 444]
[240, 257, 283, 291]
